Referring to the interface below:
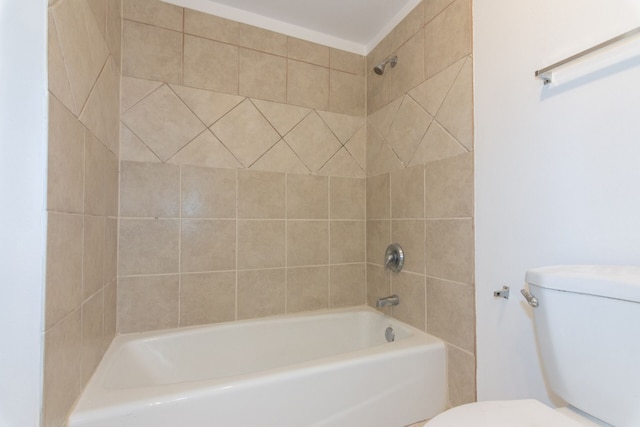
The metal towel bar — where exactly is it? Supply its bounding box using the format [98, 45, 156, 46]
[535, 26, 640, 85]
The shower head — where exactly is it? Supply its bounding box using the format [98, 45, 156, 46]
[373, 55, 398, 75]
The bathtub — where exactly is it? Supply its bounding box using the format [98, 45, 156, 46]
[69, 306, 447, 427]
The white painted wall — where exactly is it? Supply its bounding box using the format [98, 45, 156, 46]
[0, 0, 48, 426]
[474, 2, 640, 404]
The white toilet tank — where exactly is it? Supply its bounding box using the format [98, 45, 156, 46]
[525, 265, 640, 427]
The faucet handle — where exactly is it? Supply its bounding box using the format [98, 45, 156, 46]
[384, 243, 404, 272]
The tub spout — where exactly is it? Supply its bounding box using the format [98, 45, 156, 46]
[376, 295, 400, 308]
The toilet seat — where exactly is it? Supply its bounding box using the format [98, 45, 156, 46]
[424, 400, 587, 427]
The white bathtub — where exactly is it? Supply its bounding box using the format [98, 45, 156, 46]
[69, 306, 447, 427]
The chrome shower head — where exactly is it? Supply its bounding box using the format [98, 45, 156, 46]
[373, 55, 398, 75]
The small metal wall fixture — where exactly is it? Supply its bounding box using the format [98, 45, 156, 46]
[493, 286, 510, 299]
[384, 243, 404, 272]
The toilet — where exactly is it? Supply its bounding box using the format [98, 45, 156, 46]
[425, 265, 640, 427]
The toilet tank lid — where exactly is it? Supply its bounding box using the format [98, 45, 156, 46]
[526, 265, 640, 303]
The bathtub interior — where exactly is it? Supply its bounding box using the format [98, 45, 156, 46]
[70, 306, 448, 427]
[102, 308, 418, 389]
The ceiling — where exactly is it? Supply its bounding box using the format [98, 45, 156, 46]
[165, 0, 421, 54]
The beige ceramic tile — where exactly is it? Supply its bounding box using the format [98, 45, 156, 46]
[52, 0, 109, 113]
[346, 126, 367, 171]
[237, 220, 286, 269]
[120, 123, 160, 163]
[85, 0, 106, 46]
[330, 221, 365, 264]
[238, 170, 285, 219]
[119, 161, 180, 217]
[287, 266, 329, 313]
[117, 275, 179, 332]
[184, 8, 240, 44]
[81, 290, 104, 384]
[366, 173, 390, 220]
[48, 96, 84, 214]
[123, 0, 183, 31]
[46, 213, 83, 329]
[447, 344, 477, 406]
[181, 165, 236, 218]
[424, 0, 471, 79]
[106, 0, 122, 69]
[427, 278, 475, 353]
[330, 177, 365, 220]
[409, 58, 465, 116]
[330, 70, 365, 116]
[105, 151, 119, 217]
[386, 0, 424, 53]
[390, 30, 426, 101]
[118, 219, 179, 275]
[287, 60, 329, 110]
[121, 76, 163, 113]
[425, 0, 455, 23]
[284, 112, 341, 172]
[184, 35, 238, 93]
[121, 85, 205, 161]
[250, 141, 310, 175]
[180, 220, 236, 272]
[180, 272, 236, 326]
[366, 67, 391, 115]
[411, 120, 466, 166]
[391, 220, 425, 274]
[316, 111, 364, 145]
[170, 84, 243, 127]
[385, 96, 433, 165]
[237, 269, 286, 319]
[169, 130, 242, 169]
[391, 272, 426, 331]
[436, 58, 474, 151]
[103, 218, 118, 285]
[317, 148, 365, 178]
[367, 137, 405, 177]
[329, 263, 366, 308]
[238, 24, 287, 56]
[425, 152, 473, 218]
[83, 215, 105, 298]
[210, 99, 281, 167]
[103, 279, 117, 347]
[391, 165, 424, 219]
[48, 14, 75, 114]
[288, 37, 330, 67]
[122, 20, 182, 83]
[287, 174, 328, 219]
[252, 99, 311, 137]
[80, 59, 115, 149]
[366, 263, 391, 314]
[239, 49, 287, 102]
[425, 219, 474, 284]
[366, 220, 390, 265]
[43, 309, 81, 427]
[367, 96, 402, 140]
[287, 221, 329, 267]
[330, 48, 364, 76]
[83, 125, 108, 209]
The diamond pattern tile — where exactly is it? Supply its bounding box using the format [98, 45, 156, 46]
[210, 99, 281, 167]
[122, 85, 205, 161]
[284, 112, 342, 172]
[385, 96, 433, 165]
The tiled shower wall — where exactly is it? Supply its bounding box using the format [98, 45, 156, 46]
[45, 0, 121, 426]
[117, 0, 369, 330]
[365, 0, 476, 407]
[116, 0, 475, 410]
